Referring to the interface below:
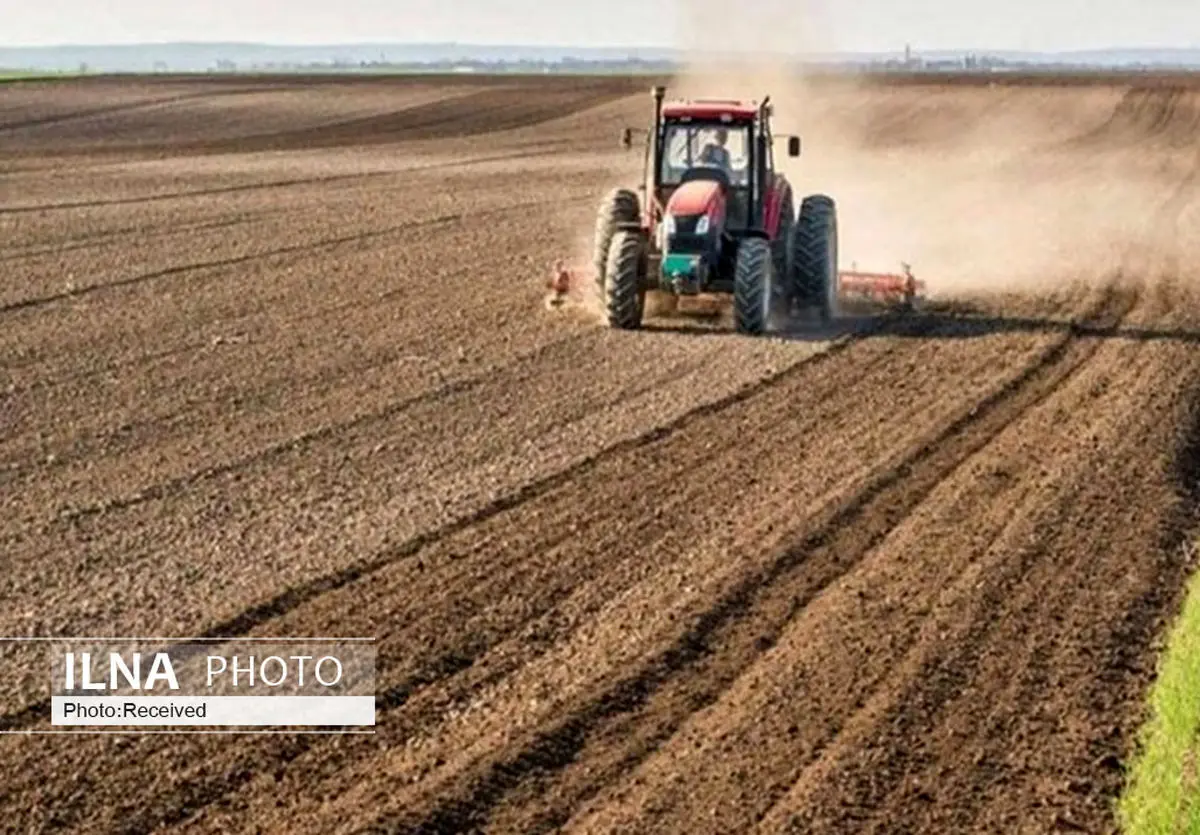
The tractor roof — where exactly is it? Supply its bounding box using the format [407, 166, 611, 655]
[661, 100, 759, 122]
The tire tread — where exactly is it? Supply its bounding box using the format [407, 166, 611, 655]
[734, 237, 771, 335]
[605, 230, 644, 329]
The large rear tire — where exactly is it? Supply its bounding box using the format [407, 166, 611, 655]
[605, 230, 644, 329]
[592, 188, 640, 291]
[772, 191, 794, 291]
[734, 237, 774, 335]
[772, 191, 795, 315]
[792, 194, 839, 321]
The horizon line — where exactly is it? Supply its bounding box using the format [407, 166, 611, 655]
[2, 40, 1200, 55]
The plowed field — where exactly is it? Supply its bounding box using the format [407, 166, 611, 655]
[3, 73, 1200, 833]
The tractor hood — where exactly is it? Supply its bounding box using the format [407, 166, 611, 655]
[666, 180, 724, 220]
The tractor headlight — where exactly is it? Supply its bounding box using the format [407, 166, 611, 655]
[695, 215, 710, 236]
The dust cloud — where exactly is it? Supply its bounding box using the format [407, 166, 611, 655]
[671, 0, 1200, 296]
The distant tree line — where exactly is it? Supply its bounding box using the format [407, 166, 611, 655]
[204, 57, 676, 74]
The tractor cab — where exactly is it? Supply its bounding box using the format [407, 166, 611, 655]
[649, 97, 799, 235]
[659, 117, 751, 229]
[638, 97, 796, 294]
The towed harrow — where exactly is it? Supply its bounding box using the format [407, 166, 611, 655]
[837, 263, 923, 310]
[548, 260, 923, 314]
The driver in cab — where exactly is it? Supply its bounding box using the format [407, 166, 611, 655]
[697, 128, 732, 172]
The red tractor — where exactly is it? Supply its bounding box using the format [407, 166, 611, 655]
[591, 86, 838, 334]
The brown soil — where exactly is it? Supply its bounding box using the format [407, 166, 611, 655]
[2, 73, 1200, 834]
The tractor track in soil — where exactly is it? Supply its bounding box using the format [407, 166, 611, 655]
[3, 75, 1200, 834]
[373, 282, 1139, 834]
[394, 316, 1115, 830]
[0, 328, 847, 735]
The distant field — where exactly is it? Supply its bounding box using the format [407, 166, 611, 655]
[0, 69, 76, 82]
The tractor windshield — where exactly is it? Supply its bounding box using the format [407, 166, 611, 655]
[660, 121, 750, 187]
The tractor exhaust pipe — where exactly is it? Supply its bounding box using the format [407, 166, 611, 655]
[648, 85, 666, 213]
[651, 85, 666, 118]
[651, 86, 665, 147]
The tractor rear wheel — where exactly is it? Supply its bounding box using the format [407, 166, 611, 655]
[772, 191, 794, 295]
[771, 191, 795, 316]
[592, 188, 640, 291]
[734, 237, 774, 335]
[792, 195, 839, 321]
[605, 230, 644, 329]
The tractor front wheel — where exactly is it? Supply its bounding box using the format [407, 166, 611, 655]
[734, 237, 774, 335]
[592, 188, 640, 292]
[792, 195, 839, 321]
[605, 230, 645, 329]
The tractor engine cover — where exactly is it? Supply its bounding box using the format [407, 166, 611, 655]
[661, 179, 725, 294]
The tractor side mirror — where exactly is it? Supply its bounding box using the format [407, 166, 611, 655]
[787, 136, 801, 157]
[621, 128, 633, 149]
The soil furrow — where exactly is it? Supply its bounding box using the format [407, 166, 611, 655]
[0, 146, 563, 215]
[385, 283, 1132, 832]
[0, 333, 847, 733]
[0, 193, 588, 315]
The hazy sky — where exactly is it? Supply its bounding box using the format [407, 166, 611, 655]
[3, 0, 1199, 52]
